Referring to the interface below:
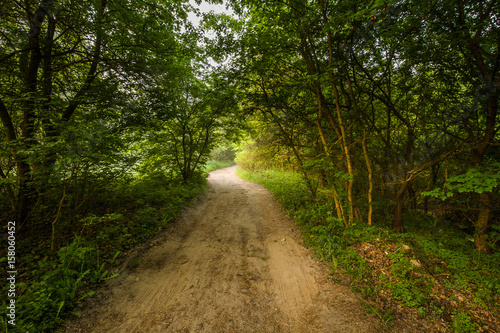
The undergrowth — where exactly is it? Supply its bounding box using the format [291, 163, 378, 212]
[237, 167, 500, 332]
[0, 174, 206, 332]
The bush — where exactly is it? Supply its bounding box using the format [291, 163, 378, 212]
[0, 237, 116, 332]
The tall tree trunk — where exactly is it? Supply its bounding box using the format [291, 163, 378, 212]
[393, 181, 408, 234]
[470, 94, 497, 253]
[456, 0, 498, 253]
[0, 100, 33, 226]
[16, 1, 56, 230]
[408, 183, 417, 211]
[392, 127, 415, 233]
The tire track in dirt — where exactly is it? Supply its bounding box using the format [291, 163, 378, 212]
[62, 166, 381, 332]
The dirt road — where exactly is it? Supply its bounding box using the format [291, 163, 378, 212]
[63, 166, 381, 332]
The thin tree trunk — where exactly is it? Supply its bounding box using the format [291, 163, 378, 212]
[317, 107, 344, 222]
[361, 123, 373, 225]
[408, 183, 417, 211]
[0, 100, 33, 225]
[331, 82, 354, 227]
[424, 162, 440, 213]
[475, 192, 491, 253]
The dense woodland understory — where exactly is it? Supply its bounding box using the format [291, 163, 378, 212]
[0, 0, 499, 332]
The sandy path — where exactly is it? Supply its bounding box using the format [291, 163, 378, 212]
[63, 166, 381, 332]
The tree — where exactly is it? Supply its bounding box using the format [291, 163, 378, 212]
[0, 0, 191, 232]
[409, 0, 500, 252]
[223, 0, 499, 252]
[133, 73, 243, 183]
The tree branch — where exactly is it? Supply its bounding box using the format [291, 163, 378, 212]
[0, 98, 17, 142]
[61, 0, 108, 123]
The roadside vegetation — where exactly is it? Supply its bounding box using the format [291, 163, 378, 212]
[236, 165, 500, 332]
[1, 174, 206, 332]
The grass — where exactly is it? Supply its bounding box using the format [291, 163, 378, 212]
[204, 160, 235, 173]
[236, 166, 500, 332]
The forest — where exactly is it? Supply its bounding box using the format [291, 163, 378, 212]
[0, 0, 499, 332]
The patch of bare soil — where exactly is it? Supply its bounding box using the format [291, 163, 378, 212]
[61, 166, 383, 332]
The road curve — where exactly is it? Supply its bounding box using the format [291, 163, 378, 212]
[62, 166, 381, 332]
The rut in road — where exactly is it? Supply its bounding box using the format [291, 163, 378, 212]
[63, 166, 381, 332]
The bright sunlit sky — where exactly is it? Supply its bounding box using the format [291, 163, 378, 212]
[187, 0, 236, 69]
[187, 0, 234, 27]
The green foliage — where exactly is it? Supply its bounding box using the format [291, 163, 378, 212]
[227, 0, 499, 251]
[0, 237, 114, 332]
[0, 172, 206, 332]
[130, 75, 243, 183]
[203, 142, 238, 173]
[234, 137, 277, 172]
[0, 0, 199, 222]
[385, 252, 430, 310]
[423, 163, 500, 199]
[362, 301, 395, 326]
[236, 168, 311, 211]
[453, 311, 480, 333]
[209, 143, 238, 163]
